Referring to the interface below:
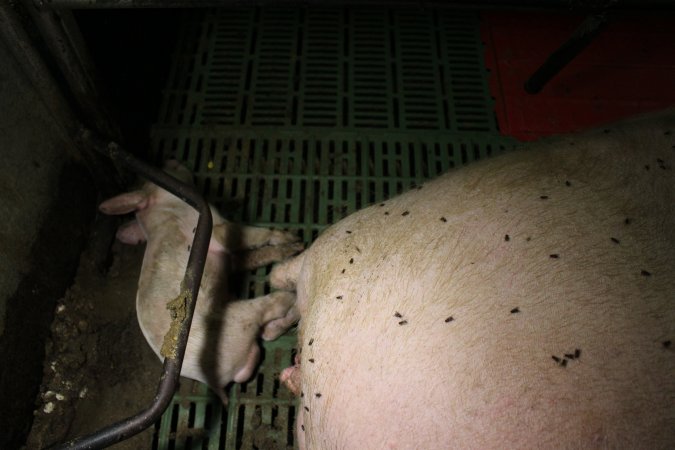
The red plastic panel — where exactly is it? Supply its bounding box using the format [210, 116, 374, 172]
[481, 11, 675, 141]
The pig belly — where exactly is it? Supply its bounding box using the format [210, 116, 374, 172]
[300, 292, 675, 449]
[295, 113, 675, 449]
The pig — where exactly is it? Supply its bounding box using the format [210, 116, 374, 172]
[99, 160, 302, 404]
[272, 110, 675, 449]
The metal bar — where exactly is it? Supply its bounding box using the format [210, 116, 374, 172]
[39, 0, 226, 7]
[524, 12, 608, 94]
[49, 128, 213, 450]
[21, 0, 121, 139]
[35, 0, 675, 10]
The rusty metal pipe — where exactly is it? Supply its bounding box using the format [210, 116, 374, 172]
[49, 128, 213, 450]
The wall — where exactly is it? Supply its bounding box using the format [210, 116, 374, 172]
[0, 35, 96, 448]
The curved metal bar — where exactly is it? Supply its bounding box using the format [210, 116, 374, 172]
[49, 128, 213, 449]
[524, 12, 608, 94]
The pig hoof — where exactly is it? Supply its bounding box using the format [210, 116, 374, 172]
[214, 388, 229, 406]
[262, 301, 299, 341]
[269, 230, 301, 246]
[277, 242, 305, 259]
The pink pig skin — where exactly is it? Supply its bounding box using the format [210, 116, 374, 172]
[273, 112, 675, 449]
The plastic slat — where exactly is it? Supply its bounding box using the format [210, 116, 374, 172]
[155, 8, 499, 133]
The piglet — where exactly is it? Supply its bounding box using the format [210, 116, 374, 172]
[99, 160, 302, 403]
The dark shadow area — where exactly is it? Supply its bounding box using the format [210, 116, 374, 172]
[74, 9, 184, 157]
[0, 161, 96, 450]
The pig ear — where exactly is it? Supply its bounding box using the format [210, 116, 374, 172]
[116, 220, 146, 245]
[99, 191, 148, 215]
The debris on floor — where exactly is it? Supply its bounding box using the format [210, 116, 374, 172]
[25, 239, 159, 450]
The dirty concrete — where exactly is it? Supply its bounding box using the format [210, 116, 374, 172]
[25, 238, 162, 450]
[0, 161, 97, 450]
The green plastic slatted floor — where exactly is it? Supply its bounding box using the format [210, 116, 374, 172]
[150, 6, 515, 449]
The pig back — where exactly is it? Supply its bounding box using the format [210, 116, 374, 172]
[135, 214, 229, 359]
[296, 113, 675, 449]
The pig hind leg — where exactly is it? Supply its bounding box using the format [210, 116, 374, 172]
[261, 303, 299, 340]
[213, 223, 300, 250]
[232, 344, 261, 383]
[269, 252, 306, 291]
[259, 291, 299, 340]
[240, 290, 299, 340]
